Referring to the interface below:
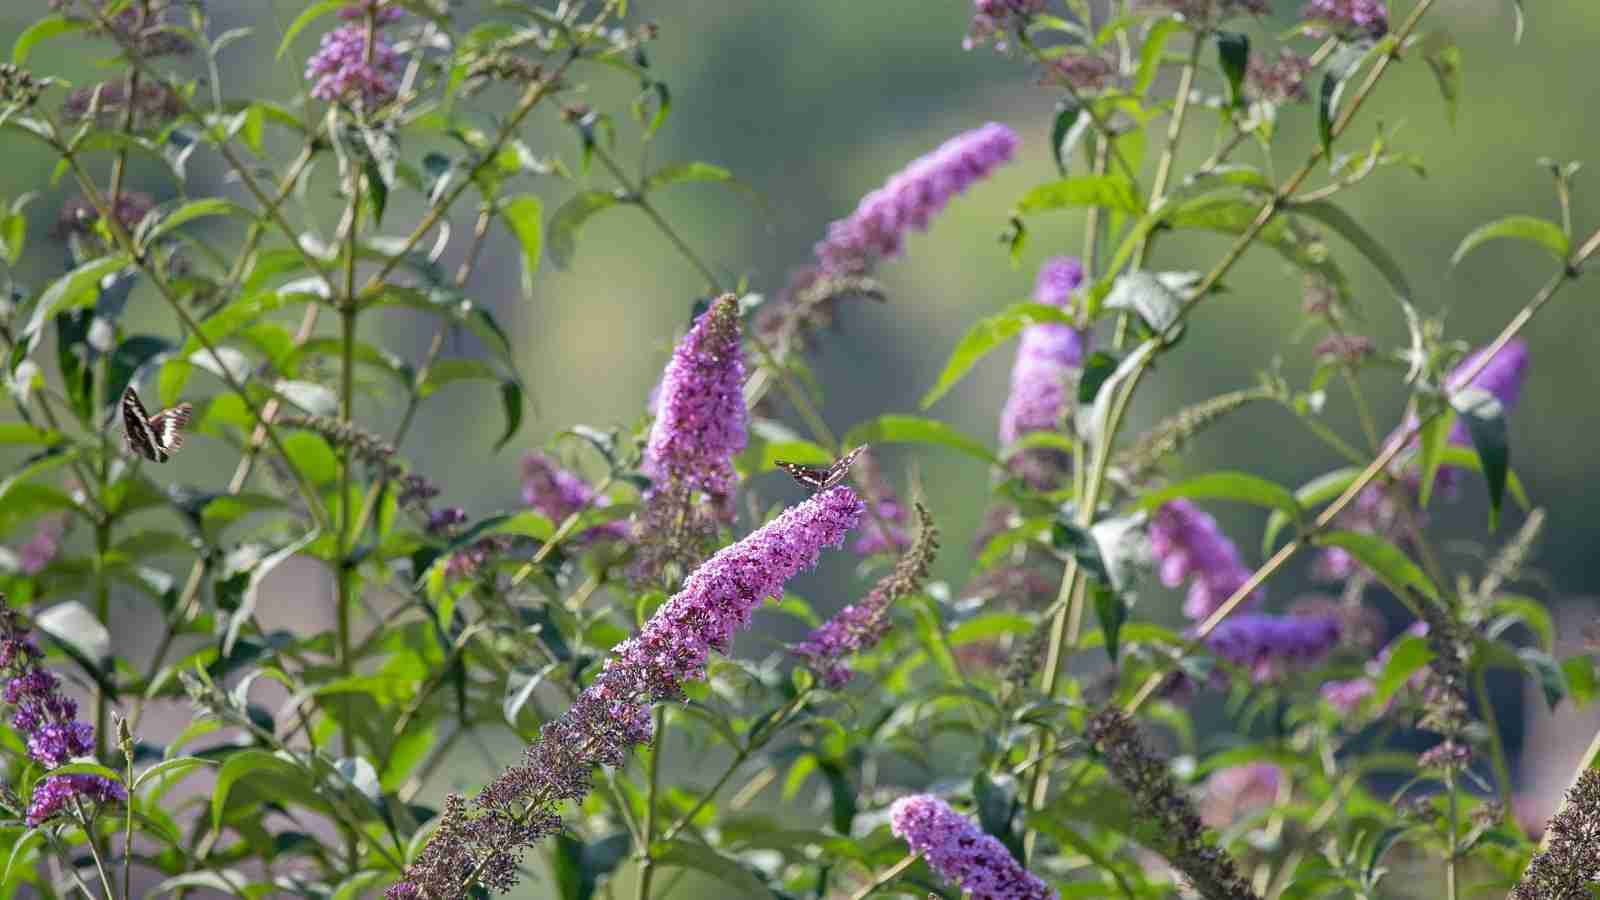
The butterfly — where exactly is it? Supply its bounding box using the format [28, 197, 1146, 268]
[774, 444, 868, 493]
[121, 385, 192, 463]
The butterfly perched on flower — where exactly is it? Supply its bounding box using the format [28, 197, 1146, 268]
[774, 444, 868, 493]
[121, 385, 191, 463]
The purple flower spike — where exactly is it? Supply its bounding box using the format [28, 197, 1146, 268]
[1000, 257, 1089, 447]
[645, 295, 748, 505]
[889, 794, 1057, 900]
[390, 488, 864, 899]
[1205, 612, 1341, 682]
[1150, 500, 1260, 622]
[305, 6, 405, 107]
[1301, 0, 1388, 38]
[1, 610, 125, 826]
[815, 123, 1019, 275]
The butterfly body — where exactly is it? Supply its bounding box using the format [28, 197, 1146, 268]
[774, 444, 867, 493]
[121, 386, 192, 463]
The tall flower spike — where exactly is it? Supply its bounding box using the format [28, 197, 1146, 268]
[644, 294, 748, 503]
[794, 501, 938, 686]
[305, 3, 405, 107]
[889, 794, 1056, 900]
[0, 608, 127, 826]
[389, 488, 864, 899]
[814, 123, 1019, 275]
[1149, 499, 1260, 622]
[1204, 612, 1341, 683]
[1510, 769, 1600, 900]
[1000, 257, 1090, 488]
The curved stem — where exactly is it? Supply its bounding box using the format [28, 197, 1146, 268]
[634, 707, 665, 900]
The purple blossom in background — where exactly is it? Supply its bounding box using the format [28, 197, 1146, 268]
[889, 794, 1057, 900]
[964, 0, 1045, 51]
[815, 123, 1019, 275]
[390, 488, 863, 899]
[17, 516, 65, 576]
[521, 451, 630, 542]
[305, 5, 405, 107]
[1301, 0, 1388, 38]
[1150, 500, 1260, 622]
[1445, 338, 1529, 447]
[1247, 51, 1312, 104]
[851, 449, 909, 555]
[0, 610, 125, 826]
[792, 591, 891, 688]
[1201, 762, 1282, 827]
[999, 257, 1089, 448]
[1318, 621, 1428, 715]
[1042, 52, 1118, 92]
[644, 295, 747, 505]
[1205, 612, 1341, 682]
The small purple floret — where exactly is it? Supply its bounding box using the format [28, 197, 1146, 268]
[889, 793, 1057, 900]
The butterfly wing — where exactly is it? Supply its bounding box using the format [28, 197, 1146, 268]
[821, 444, 869, 490]
[121, 386, 162, 462]
[774, 460, 830, 491]
[147, 403, 193, 459]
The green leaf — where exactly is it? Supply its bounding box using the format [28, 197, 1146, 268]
[280, 432, 338, 486]
[547, 190, 620, 270]
[273, 379, 339, 417]
[1314, 530, 1440, 601]
[1519, 648, 1566, 710]
[841, 414, 997, 465]
[652, 840, 775, 898]
[1317, 43, 1369, 159]
[43, 761, 125, 784]
[1103, 270, 1183, 335]
[0, 211, 26, 266]
[145, 199, 251, 244]
[1429, 445, 1530, 511]
[1423, 32, 1462, 128]
[920, 301, 1074, 409]
[1134, 19, 1181, 95]
[128, 754, 209, 789]
[1563, 655, 1597, 707]
[1450, 386, 1510, 531]
[1262, 467, 1361, 554]
[1137, 471, 1303, 523]
[211, 749, 332, 832]
[1507, 0, 1525, 43]
[1416, 409, 1455, 509]
[1484, 594, 1554, 651]
[23, 254, 130, 345]
[1290, 200, 1413, 300]
[1049, 99, 1081, 174]
[0, 423, 60, 445]
[501, 194, 544, 300]
[12, 14, 87, 65]
[642, 161, 734, 193]
[1372, 636, 1434, 706]
[222, 531, 320, 657]
[1077, 351, 1118, 405]
[3, 828, 44, 888]
[1091, 580, 1127, 664]
[1217, 31, 1250, 108]
[1366, 826, 1412, 883]
[1452, 215, 1569, 266]
[1015, 174, 1140, 216]
[275, 0, 344, 59]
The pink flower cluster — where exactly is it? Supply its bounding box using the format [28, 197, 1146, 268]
[389, 488, 864, 899]
[644, 295, 748, 504]
[521, 451, 630, 542]
[963, 0, 1046, 52]
[1302, 0, 1387, 38]
[305, 4, 405, 107]
[1320, 620, 1428, 714]
[889, 793, 1056, 900]
[815, 123, 1019, 275]
[1150, 499, 1259, 622]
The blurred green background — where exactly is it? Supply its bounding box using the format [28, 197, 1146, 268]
[3, 0, 1599, 881]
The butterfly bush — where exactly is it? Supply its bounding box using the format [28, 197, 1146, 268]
[814, 122, 1019, 275]
[889, 793, 1056, 900]
[0, 1, 1591, 898]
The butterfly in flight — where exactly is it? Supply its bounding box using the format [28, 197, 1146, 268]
[121, 385, 192, 463]
[774, 444, 868, 493]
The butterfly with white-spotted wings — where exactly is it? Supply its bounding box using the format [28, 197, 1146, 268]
[121, 385, 192, 463]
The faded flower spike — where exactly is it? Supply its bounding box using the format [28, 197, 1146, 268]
[389, 487, 864, 899]
[889, 793, 1056, 900]
[1510, 769, 1600, 900]
[964, 0, 1046, 52]
[794, 501, 937, 686]
[1301, 0, 1388, 38]
[815, 122, 1019, 275]
[1149, 500, 1259, 622]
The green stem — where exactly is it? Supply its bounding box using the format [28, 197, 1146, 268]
[1446, 769, 1459, 900]
[1474, 665, 1519, 835]
[847, 853, 918, 900]
[634, 707, 665, 900]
